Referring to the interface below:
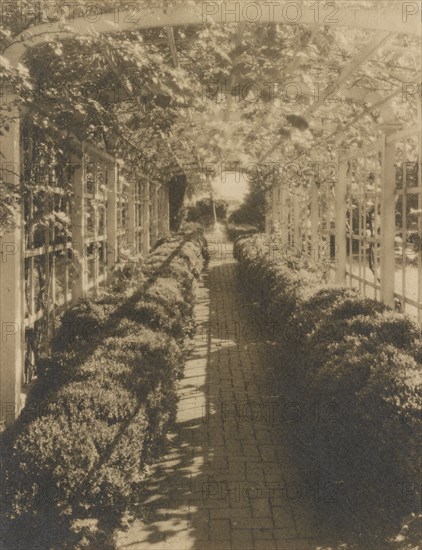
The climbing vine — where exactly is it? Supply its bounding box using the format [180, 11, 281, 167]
[0, 1, 419, 233]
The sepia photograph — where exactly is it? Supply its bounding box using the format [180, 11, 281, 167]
[0, 1, 421, 548]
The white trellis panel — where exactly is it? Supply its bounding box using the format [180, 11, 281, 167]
[269, 124, 421, 324]
[83, 146, 110, 294]
[22, 126, 74, 384]
[127, 173, 148, 259]
[387, 126, 422, 321]
[22, 139, 123, 392]
[342, 139, 384, 300]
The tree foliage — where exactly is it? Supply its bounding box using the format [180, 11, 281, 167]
[0, 1, 419, 231]
[185, 197, 227, 226]
[228, 167, 273, 230]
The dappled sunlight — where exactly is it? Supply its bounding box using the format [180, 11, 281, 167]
[116, 237, 369, 550]
[0, 3, 420, 549]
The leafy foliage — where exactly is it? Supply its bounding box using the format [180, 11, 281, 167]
[1, 2, 418, 232]
[235, 234, 422, 545]
[228, 171, 270, 231]
[0, 230, 208, 550]
[226, 223, 258, 241]
[185, 197, 228, 226]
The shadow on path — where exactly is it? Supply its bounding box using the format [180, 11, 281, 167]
[116, 228, 372, 550]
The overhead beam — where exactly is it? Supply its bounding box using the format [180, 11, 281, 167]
[259, 31, 394, 162]
[224, 22, 247, 122]
[332, 89, 400, 145]
[166, 26, 180, 67]
[165, 25, 203, 175]
[284, 27, 320, 76]
[304, 32, 394, 121]
[247, 26, 320, 136]
[3, 2, 420, 64]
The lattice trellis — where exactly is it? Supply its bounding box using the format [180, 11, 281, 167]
[83, 149, 109, 293]
[22, 124, 74, 383]
[19, 134, 170, 390]
[390, 127, 422, 320]
[343, 140, 383, 301]
[269, 124, 422, 323]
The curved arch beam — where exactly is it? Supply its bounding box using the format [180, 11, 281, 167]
[3, 1, 420, 65]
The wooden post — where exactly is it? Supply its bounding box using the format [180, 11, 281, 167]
[156, 186, 161, 238]
[280, 183, 288, 246]
[71, 149, 86, 302]
[155, 185, 160, 240]
[335, 151, 347, 283]
[150, 184, 155, 246]
[380, 124, 401, 307]
[158, 185, 164, 237]
[142, 178, 150, 255]
[273, 181, 282, 240]
[271, 183, 278, 233]
[92, 163, 99, 292]
[163, 184, 170, 236]
[158, 184, 169, 237]
[264, 189, 271, 234]
[418, 101, 422, 324]
[293, 189, 301, 247]
[106, 160, 118, 270]
[308, 153, 320, 262]
[310, 178, 319, 262]
[276, 182, 281, 227]
[127, 175, 136, 260]
[151, 184, 159, 245]
[0, 105, 24, 425]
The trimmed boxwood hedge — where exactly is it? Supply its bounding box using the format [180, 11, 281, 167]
[235, 234, 422, 542]
[0, 230, 208, 550]
[226, 223, 258, 242]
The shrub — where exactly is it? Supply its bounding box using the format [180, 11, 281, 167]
[106, 262, 146, 296]
[228, 181, 267, 231]
[184, 198, 228, 226]
[235, 233, 323, 321]
[130, 299, 185, 341]
[306, 338, 421, 524]
[53, 295, 120, 352]
[236, 234, 422, 540]
[1, 230, 207, 549]
[130, 277, 195, 344]
[226, 223, 258, 242]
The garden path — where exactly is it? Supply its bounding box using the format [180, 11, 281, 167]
[116, 225, 338, 550]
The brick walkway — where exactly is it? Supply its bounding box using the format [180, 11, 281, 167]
[116, 227, 330, 550]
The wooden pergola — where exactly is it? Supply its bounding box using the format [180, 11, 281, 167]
[0, 0, 421, 423]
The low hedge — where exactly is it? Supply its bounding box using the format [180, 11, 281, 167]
[1, 230, 208, 549]
[235, 234, 422, 541]
[226, 223, 258, 242]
